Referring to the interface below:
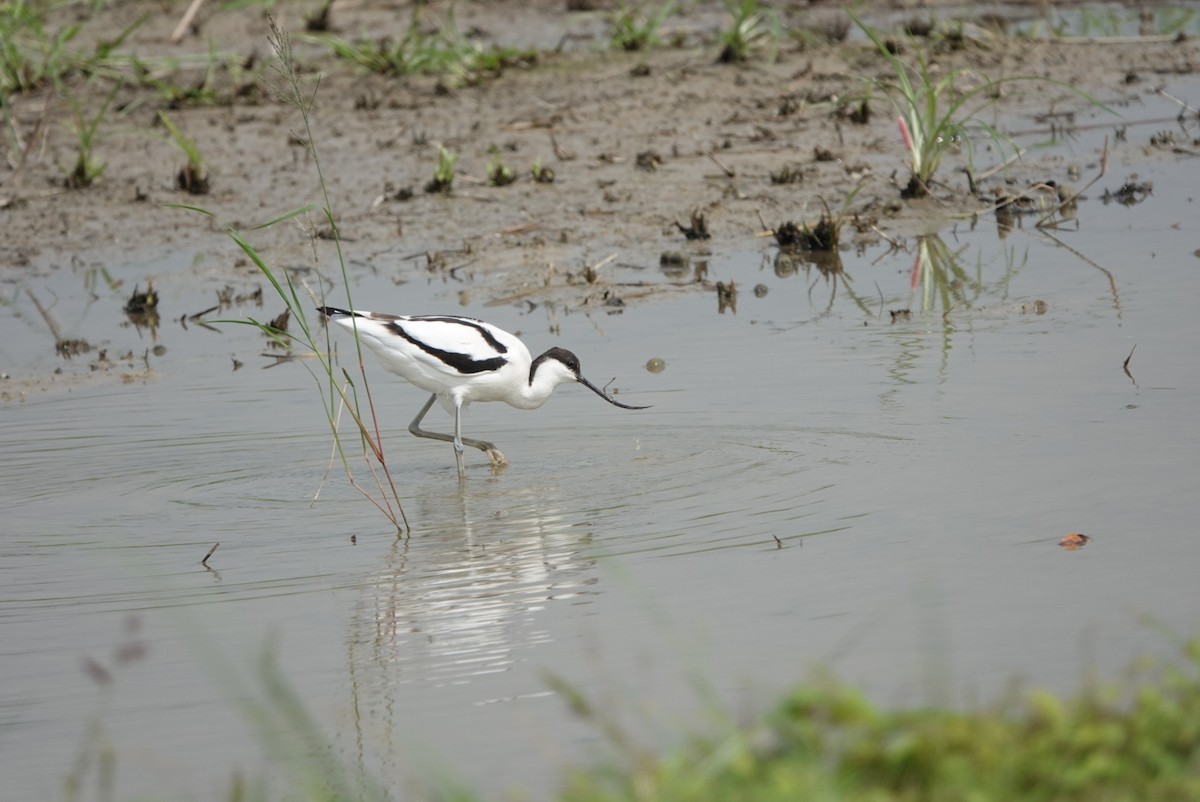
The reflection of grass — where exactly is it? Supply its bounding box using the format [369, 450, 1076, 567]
[909, 234, 1028, 315]
[912, 235, 977, 313]
[772, 248, 877, 321]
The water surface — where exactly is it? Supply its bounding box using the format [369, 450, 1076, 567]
[3, 113, 1200, 801]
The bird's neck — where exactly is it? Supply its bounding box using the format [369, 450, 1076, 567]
[509, 362, 567, 410]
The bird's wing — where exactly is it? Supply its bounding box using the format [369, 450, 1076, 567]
[398, 316, 511, 359]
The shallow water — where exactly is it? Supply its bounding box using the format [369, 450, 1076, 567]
[4, 109, 1200, 800]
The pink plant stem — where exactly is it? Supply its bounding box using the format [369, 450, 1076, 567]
[897, 116, 913, 151]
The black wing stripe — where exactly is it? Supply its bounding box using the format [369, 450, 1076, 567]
[388, 321, 507, 375]
[410, 316, 509, 355]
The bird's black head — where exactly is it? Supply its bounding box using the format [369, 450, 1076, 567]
[537, 346, 582, 377]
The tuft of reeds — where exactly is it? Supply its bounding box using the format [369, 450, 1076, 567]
[530, 159, 556, 184]
[558, 636, 1200, 801]
[609, 1, 676, 53]
[179, 16, 409, 532]
[770, 184, 865, 252]
[1, 0, 83, 93]
[158, 111, 210, 194]
[425, 144, 457, 193]
[717, 0, 781, 63]
[675, 209, 710, 241]
[773, 216, 839, 251]
[486, 148, 516, 187]
[847, 9, 1113, 199]
[63, 617, 1200, 802]
[308, 4, 535, 88]
[63, 81, 120, 189]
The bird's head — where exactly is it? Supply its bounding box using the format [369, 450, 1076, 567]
[532, 347, 650, 410]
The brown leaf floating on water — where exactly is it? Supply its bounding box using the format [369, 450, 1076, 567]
[1059, 532, 1091, 551]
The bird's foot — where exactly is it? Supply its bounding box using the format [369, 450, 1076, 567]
[484, 447, 509, 469]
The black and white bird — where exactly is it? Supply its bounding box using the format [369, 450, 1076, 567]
[318, 307, 649, 477]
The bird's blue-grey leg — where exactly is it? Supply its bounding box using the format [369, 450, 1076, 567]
[407, 393, 510, 471]
[452, 402, 466, 478]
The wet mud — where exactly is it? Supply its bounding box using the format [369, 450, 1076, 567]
[3, 1, 1198, 398]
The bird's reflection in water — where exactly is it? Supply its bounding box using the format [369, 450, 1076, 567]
[349, 484, 599, 694]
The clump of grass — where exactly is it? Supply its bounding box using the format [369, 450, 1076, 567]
[848, 8, 1006, 198]
[848, 9, 1112, 199]
[717, 0, 781, 63]
[486, 148, 515, 187]
[773, 215, 839, 251]
[63, 82, 120, 189]
[2, 4, 145, 95]
[531, 159, 555, 184]
[123, 282, 159, 316]
[675, 209, 710, 240]
[63, 621, 1200, 802]
[425, 144, 457, 193]
[772, 185, 864, 251]
[311, 5, 535, 88]
[768, 163, 805, 185]
[841, 96, 871, 125]
[180, 15, 409, 532]
[304, 0, 335, 33]
[158, 111, 210, 194]
[609, 1, 676, 52]
[0, 0, 81, 93]
[128, 47, 234, 108]
[123, 282, 161, 334]
[559, 637, 1200, 801]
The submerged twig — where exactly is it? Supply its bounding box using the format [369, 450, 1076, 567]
[1036, 137, 1109, 229]
[201, 542, 220, 566]
[24, 288, 63, 342]
[1123, 344, 1137, 385]
[704, 150, 735, 177]
[970, 146, 1028, 184]
[1155, 88, 1200, 119]
[1039, 229, 1121, 318]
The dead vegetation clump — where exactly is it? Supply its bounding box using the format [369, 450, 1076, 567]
[773, 214, 841, 252]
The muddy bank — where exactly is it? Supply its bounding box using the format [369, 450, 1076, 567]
[2, 1, 1196, 399]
